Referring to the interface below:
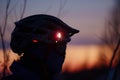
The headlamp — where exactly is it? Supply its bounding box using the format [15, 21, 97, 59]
[32, 31, 65, 44]
[56, 32, 62, 39]
[55, 31, 63, 43]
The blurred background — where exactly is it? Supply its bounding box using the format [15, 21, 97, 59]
[0, 0, 120, 80]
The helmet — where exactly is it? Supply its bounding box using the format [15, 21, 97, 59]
[10, 14, 79, 54]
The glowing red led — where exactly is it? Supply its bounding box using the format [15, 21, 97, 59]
[56, 32, 62, 39]
[32, 39, 38, 43]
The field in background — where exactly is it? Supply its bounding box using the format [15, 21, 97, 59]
[63, 44, 112, 72]
[0, 44, 113, 74]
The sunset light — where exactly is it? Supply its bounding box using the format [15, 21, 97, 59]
[0, 45, 113, 73]
[0, 0, 116, 79]
[62, 45, 113, 72]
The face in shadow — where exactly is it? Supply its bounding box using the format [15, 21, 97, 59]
[22, 40, 69, 76]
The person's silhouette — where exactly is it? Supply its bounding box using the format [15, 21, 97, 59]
[2, 14, 79, 80]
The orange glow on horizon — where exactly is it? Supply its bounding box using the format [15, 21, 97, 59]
[0, 45, 113, 73]
[62, 44, 113, 72]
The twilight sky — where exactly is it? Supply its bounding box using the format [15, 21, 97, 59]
[0, 0, 115, 72]
[0, 0, 114, 45]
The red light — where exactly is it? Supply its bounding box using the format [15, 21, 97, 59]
[32, 39, 38, 43]
[56, 32, 62, 39]
[55, 32, 62, 43]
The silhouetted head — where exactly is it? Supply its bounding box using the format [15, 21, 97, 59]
[10, 14, 79, 77]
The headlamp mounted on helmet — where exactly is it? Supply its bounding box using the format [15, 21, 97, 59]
[32, 30, 70, 44]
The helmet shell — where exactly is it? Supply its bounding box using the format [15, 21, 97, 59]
[10, 14, 79, 54]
